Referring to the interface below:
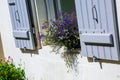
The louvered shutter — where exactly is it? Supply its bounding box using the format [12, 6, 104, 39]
[75, 0, 120, 60]
[8, 0, 35, 50]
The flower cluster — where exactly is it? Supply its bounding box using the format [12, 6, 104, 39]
[41, 11, 80, 50]
[0, 56, 25, 80]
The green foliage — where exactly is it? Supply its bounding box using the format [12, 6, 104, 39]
[0, 56, 25, 80]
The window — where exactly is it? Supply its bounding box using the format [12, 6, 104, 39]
[35, 0, 76, 45]
[35, 0, 75, 24]
[8, 0, 76, 50]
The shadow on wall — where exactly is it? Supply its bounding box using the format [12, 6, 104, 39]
[88, 57, 120, 69]
[20, 48, 39, 57]
[88, 57, 120, 64]
[0, 33, 4, 58]
[61, 49, 80, 73]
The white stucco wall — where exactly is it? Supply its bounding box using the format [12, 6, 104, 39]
[1, 0, 120, 80]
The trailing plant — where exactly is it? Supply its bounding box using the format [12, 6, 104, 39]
[41, 11, 80, 50]
[0, 56, 26, 80]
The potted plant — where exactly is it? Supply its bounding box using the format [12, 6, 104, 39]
[0, 56, 26, 80]
[41, 11, 80, 52]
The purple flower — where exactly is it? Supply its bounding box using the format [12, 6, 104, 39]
[49, 25, 53, 31]
[71, 27, 75, 32]
[57, 21, 65, 27]
[42, 22, 48, 29]
[38, 34, 44, 40]
[58, 27, 63, 32]
[64, 19, 72, 25]
[60, 29, 64, 35]
[52, 21, 57, 26]
[64, 23, 69, 28]
[63, 14, 70, 21]
[54, 30, 58, 34]
[63, 16, 72, 26]
[56, 10, 62, 18]
[42, 24, 46, 29]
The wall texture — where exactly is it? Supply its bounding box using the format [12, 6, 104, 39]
[1, 0, 120, 80]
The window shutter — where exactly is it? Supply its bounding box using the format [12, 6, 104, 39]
[8, 0, 35, 50]
[75, 0, 120, 60]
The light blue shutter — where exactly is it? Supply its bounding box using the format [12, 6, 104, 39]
[75, 0, 120, 60]
[8, 0, 35, 50]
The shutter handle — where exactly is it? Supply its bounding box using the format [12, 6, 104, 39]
[92, 5, 98, 23]
[15, 10, 20, 23]
[9, 2, 15, 6]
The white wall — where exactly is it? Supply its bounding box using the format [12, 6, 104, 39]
[1, 0, 120, 80]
